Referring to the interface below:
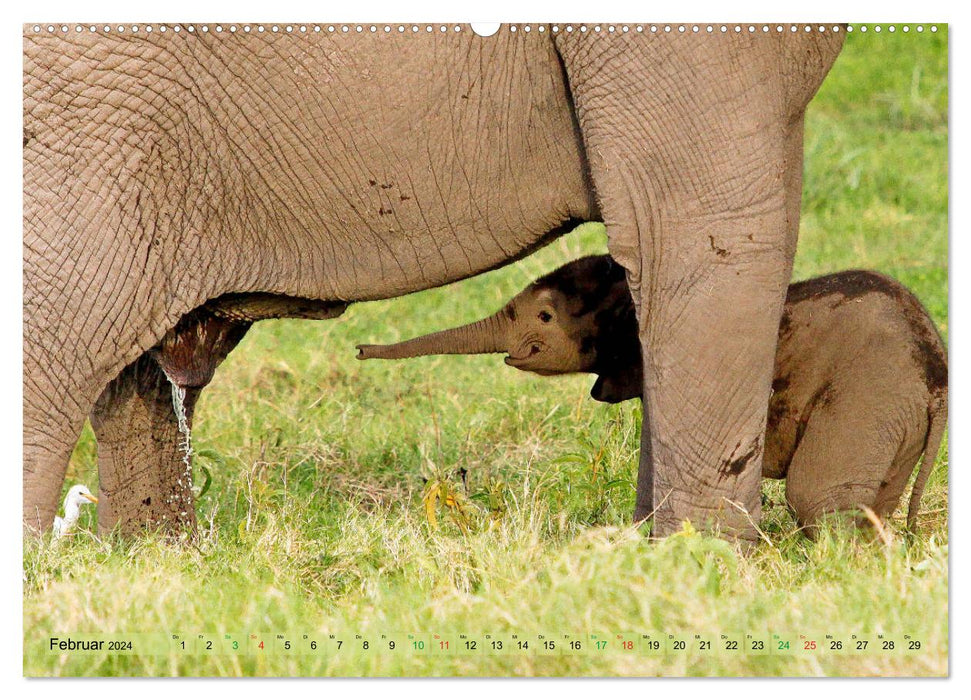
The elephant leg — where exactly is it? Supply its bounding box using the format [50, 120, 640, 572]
[23, 433, 78, 534]
[785, 413, 886, 535]
[786, 398, 928, 538]
[630, 228, 788, 540]
[556, 32, 842, 541]
[90, 355, 200, 537]
[23, 360, 93, 533]
[871, 404, 928, 522]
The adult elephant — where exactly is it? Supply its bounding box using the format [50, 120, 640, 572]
[23, 24, 842, 541]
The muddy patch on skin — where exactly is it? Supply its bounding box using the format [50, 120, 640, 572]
[899, 298, 948, 393]
[766, 389, 792, 434]
[791, 380, 836, 455]
[807, 380, 836, 415]
[764, 385, 800, 477]
[785, 269, 907, 307]
[777, 307, 794, 341]
[708, 235, 730, 258]
[721, 436, 763, 476]
[914, 335, 948, 393]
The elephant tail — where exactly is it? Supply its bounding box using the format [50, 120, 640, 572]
[907, 391, 948, 531]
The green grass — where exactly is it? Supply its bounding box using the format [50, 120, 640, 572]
[24, 28, 948, 677]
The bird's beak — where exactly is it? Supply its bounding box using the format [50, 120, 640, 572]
[84, 494, 99, 504]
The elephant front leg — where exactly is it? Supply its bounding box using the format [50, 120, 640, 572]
[23, 359, 97, 534]
[631, 114, 809, 540]
[23, 432, 79, 535]
[555, 31, 842, 542]
[633, 238, 788, 541]
[90, 355, 200, 537]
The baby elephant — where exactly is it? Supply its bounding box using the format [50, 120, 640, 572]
[358, 255, 638, 383]
[358, 256, 948, 533]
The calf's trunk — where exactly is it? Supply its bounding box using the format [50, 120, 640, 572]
[357, 309, 508, 360]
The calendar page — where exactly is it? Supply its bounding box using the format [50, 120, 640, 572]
[22, 19, 948, 678]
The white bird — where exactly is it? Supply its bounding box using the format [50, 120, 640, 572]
[53, 485, 98, 538]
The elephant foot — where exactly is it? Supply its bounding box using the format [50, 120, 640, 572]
[90, 355, 202, 537]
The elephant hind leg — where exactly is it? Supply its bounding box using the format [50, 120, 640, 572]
[872, 419, 929, 522]
[90, 355, 200, 537]
[785, 405, 913, 537]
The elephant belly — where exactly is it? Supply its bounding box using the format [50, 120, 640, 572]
[189, 31, 599, 302]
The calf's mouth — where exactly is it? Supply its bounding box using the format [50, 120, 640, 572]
[504, 343, 543, 367]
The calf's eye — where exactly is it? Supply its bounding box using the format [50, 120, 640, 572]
[538, 311, 553, 323]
